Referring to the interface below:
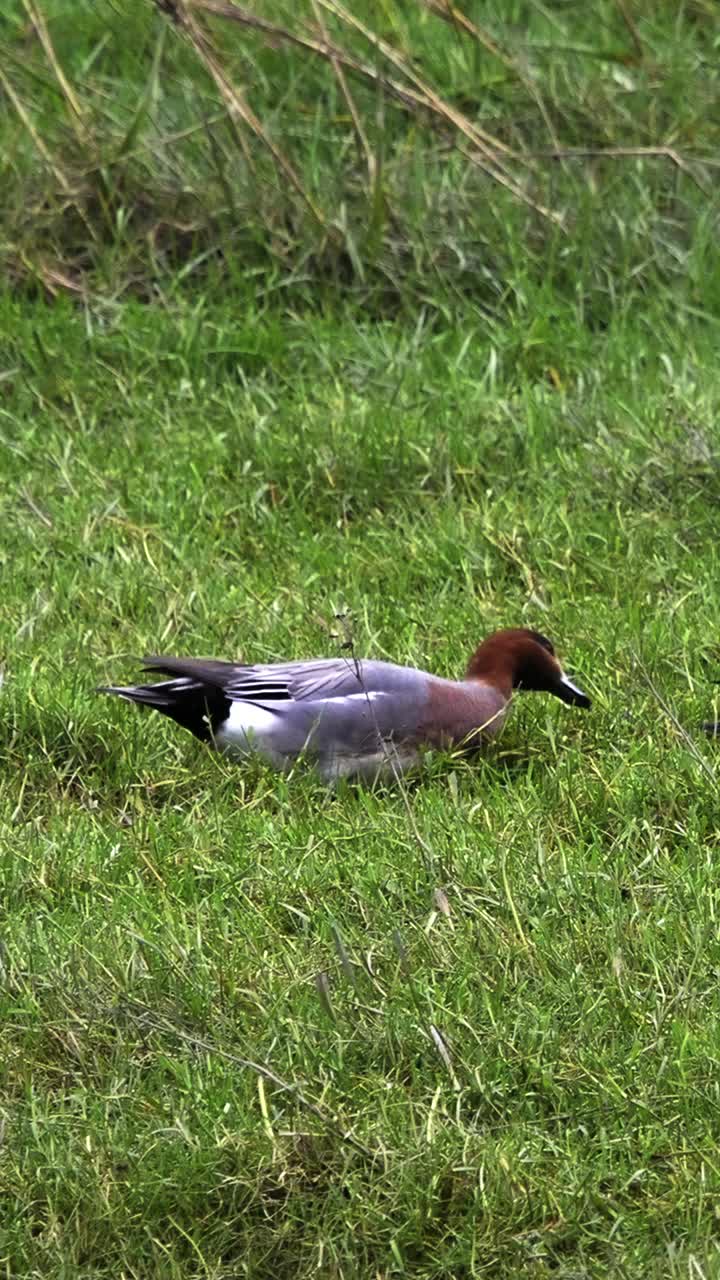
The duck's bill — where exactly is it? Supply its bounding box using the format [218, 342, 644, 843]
[704, 721, 719, 738]
[555, 672, 591, 709]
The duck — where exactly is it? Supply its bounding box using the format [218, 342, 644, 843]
[98, 627, 591, 783]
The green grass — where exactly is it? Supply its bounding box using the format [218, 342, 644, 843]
[2, 0, 720, 1275]
[1, 291, 720, 1278]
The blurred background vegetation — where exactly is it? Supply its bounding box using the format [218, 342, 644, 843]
[2, 0, 718, 320]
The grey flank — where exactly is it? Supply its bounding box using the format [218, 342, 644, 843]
[221, 658, 429, 762]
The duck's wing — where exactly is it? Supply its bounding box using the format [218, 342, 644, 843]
[140, 655, 411, 705]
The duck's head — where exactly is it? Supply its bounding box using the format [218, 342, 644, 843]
[466, 628, 591, 708]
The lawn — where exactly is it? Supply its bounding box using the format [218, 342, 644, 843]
[2, 2, 720, 1277]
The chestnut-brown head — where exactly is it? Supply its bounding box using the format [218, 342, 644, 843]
[466, 628, 591, 708]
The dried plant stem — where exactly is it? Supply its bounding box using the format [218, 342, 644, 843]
[317, 0, 563, 225]
[317, 0, 516, 161]
[155, 0, 327, 229]
[194, 0, 441, 114]
[188, 0, 563, 226]
[533, 145, 709, 192]
[22, 0, 89, 142]
[310, 0, 376, 183]
[0, 66, 73, 192]
[418, 0, 561, 151]
[634, 652, 716, 788]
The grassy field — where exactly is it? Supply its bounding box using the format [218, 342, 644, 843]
[2, 2, 720, 1277]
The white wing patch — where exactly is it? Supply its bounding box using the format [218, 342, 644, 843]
[330, 691, 387, 703]
[215, 701, 286, 767]
[221, 700, 279, 744]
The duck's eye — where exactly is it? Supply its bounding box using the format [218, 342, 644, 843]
[530, 631, 555, 656]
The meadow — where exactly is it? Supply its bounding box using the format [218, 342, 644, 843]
[1, 1, 720, 1276]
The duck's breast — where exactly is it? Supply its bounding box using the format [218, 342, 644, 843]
[418, 678, 509, 749]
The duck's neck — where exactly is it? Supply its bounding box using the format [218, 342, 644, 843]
[465, 654, 513, 699]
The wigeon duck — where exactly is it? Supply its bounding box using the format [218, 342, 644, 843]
[705, 722, 719, 737]
[99, 628, 591, 783]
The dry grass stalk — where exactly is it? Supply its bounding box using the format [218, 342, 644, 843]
[0, 65, 73, 193]
[418, 0, 561, 151]
[192, 0, 449, 114]
[314, 0, 566, 225]
[21, 0, 89, 142]
[532, 146, 709, 193]
[309, 0, 376, 184]
[184, 0, 564, 225]
[634, 653, 717, 789]
[318, 0, 518, 162]
[155, 0, 327, 228]
[318, 0, 564, 223]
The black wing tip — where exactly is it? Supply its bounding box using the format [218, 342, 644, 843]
[96, 682, 165, 706]
[96, 669, 231, 744]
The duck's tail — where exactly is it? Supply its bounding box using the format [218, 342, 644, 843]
[98, 669, 231, 743]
